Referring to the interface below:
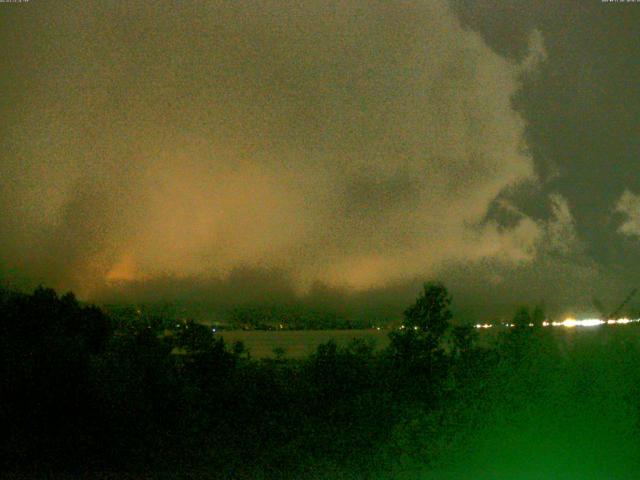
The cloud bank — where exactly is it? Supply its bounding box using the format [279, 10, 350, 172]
[616, 190, 640, 237]
[1, 1, 545, 301]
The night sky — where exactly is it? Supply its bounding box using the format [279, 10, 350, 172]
[1, 1, 639, 320]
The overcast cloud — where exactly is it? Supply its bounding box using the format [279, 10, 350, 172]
[1, 1, 639, 320]
[617, 190, 640, 238]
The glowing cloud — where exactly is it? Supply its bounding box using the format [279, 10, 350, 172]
[0, 1, 546, 296]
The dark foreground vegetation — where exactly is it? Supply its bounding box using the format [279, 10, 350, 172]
[3, 283, 640, 479]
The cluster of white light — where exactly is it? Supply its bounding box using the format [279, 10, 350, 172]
[553, 317, 640, 328]
[474, 317, 640, 329]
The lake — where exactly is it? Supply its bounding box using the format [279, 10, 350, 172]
[218, 328, 390, 358]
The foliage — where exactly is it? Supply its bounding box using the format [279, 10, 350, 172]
[451, 323, 478, 357]
[387, 283, 453, 398]
[0, 282, 564, 478]
[0, 287, 111, 468]
[531, 305, 546, 327]
[403, 282, 452, 340]
[512, 306, 532, 329]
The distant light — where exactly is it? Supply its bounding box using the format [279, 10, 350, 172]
[555, 318, 604, 328]
[466, 317, 640, 331]
[577, 319, 604, 327]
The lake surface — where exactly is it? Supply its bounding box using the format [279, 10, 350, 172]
[218, 328, 390, 358]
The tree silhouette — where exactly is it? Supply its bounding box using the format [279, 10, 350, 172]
[451, 324, 478, 357]
[532, 305, 545, 327]
[512, 306, 532, 329]
[387, 282, 454, 404]
[403, 282, 452, 341]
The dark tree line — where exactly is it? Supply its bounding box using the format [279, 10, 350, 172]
[0, 282, 559, 478]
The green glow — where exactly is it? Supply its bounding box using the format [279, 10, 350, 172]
[380, 327, 640, 479]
